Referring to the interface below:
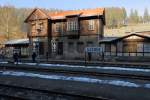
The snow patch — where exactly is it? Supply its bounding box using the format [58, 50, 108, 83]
[100, 67, 150, 72]
[32, 63, 150, 73]
[0, 62, 8, 64]
[107, 80, 140, 87]
[1, 61, 150, 73]
[24, 63, 37, 66]
[145, 84, 150, 88]
[0, 70, 142, 88]
[38, 63, 150, 73]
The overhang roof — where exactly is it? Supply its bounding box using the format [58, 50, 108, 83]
[99, 37, 118, 43]
[99, 32, 150, 43]
[4, 38, 42, 46]
[5, 39, 29, 45]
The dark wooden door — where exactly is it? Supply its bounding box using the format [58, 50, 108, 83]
[39, 42, 44, 55]
[57, 42, 63, 55]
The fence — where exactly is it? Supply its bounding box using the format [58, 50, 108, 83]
[103, 52, 150, 57]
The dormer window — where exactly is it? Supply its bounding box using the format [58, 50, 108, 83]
[67, 21, 78, 31]
[88, 20, 95, 30]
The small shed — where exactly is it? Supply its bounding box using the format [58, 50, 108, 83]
[4, 39, 29, 57]
[99, 33, 150, 57]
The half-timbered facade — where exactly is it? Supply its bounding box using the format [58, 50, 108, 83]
[25, 8, 105, 59]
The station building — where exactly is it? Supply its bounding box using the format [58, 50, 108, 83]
[24, 8, 150, 61]
[4, 39, 29, 57]
[24, 8, 105, 60]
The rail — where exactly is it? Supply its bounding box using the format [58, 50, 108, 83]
[0, 84, 113, 100]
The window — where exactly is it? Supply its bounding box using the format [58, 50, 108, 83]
[68, 42, 74, 52]
[21, 47, 29, 56]
[87, 42, 93, 47]
[67, 21, 78, 31]
[39, 23, 44, 31]
[144, 43, 150, 52]
[77, 42, 84, 53]
[31, 24, 36, 33]
[123, 42, 137, 52]
[88, 20, 95, 30]
[51, 41, 56, 53]
[105, 44, 111, 52]
[55, 23, 61, 32]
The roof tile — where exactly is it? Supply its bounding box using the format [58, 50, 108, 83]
[48, 8, 105, 19]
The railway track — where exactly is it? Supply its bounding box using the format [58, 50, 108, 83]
[0, 64, 150, 81]
[0, 84, 113, 100]
[0, 94, 26, 100]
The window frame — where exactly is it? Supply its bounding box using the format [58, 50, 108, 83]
[77, 42, 84, 53]
[68, 42, 74, 52]
[67, 21, 78, 31]
[88, 20, 95, 30]
[55, 23, 61, 32]
[144, 43, 150, 52]
[31, 24, 36, 33]
[105, 43, 111, 52]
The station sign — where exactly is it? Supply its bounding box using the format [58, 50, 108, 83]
[85, 47, 102, 53]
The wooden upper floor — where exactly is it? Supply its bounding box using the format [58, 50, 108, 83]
[25, 8, 105, 38]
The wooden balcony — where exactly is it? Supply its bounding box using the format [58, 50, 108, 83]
[66, 30, 80, 39]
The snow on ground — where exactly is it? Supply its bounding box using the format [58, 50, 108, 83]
[0, 61, 150, 73]
[144, 84, 150, 88]
[35, 63, 150, 73]
[20, 62, 37, 66]
[0, 70, 148, 88]
[0, 62, 8, 64]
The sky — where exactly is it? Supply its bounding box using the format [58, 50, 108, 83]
[0, 0, 150, 16]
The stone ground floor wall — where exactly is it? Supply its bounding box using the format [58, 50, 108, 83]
[51, 35, 101, 60]
[29, 36, 150, 61]
[29, 37, 48, 58]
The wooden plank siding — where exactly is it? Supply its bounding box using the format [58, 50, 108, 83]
[102, 36, 150, 57]
[28, 19, 48, 37]
[25, 8, 105, 59]
[50, 16, 104, 37]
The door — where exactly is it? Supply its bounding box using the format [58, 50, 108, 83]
[39, 42, 45, 55]
[57, 42, 63, 55]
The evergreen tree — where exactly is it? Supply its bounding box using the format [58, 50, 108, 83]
[143, 8, 149, 23]
[105, 7, 127, 28]
[129, 9, 139, 24]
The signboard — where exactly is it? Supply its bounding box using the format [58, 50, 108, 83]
[85, 47, 102, 53]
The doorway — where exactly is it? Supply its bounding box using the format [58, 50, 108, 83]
[57, 42, 63, 55]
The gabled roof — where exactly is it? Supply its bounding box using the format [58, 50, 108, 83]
[113, 33, 150, 42]
[48, 8, 105, 19]
[24, 8, 50, 22]
[25, 8, 105, 23]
